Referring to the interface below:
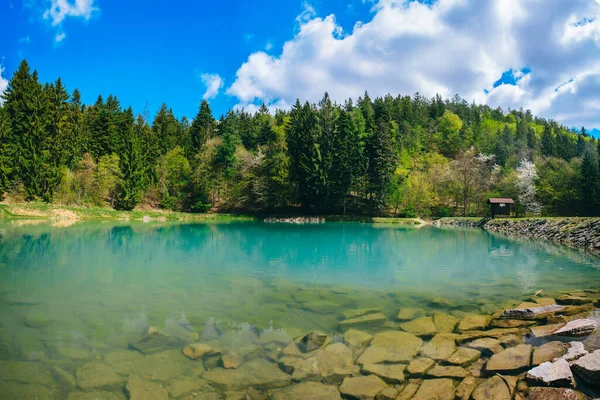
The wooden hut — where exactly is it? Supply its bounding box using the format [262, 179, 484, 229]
[488, 198, 514, 218]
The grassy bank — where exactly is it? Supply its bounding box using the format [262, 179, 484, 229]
[0, 202, 425, 224]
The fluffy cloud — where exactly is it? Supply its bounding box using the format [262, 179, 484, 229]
[201, 73, 224, 100]
[227, 0, 600, 128]
[0, 65, 9, 105]
[44, 0, 97, 26]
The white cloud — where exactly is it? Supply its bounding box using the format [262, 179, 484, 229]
[44, 0, 97, 26]
[227, 0, 600, 128]
[265, 41, 273, 51]
[0, 65, 9, 106]
[55, 32, 66, 43]
[18, 35, 31, 44]
[201, 73, 224, 100]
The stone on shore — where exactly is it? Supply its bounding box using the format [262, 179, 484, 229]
[361, 363, 406, 384]
[343, 329, 373, 347]
[419, 333, 456, 360]
[339, 313, 387, 329]
[526, 359, 574, 387]
[500, 304, 565, 320]
[270, 382, 342, 400]
[411, 378, 455, 400]
[570, 349, 600, 386]
[203, 359, 291, 390]
[75, 363, 124, 391]
[557, 341, 588, 362]
[298, 331, 328, 353]
[433, 312, 458, 333]
[552, 318, 597, 337]
[397, 308, 426, 321]
[406, 357, 435, 376]
[357, 331, 422, 364]
[485, 344, 532, 374]
[532, 341, 569, 366]
[314, 343, 358, 384]
[125, 378, 168, 400]
[447, 347, 481, 366]
[339, 375, 388, 400]
[528, 387, 587, 400]
[471, 375, 516, 400]
[457, 315, 488, 332]
[427, 365, 468, 379]
[400, 316, 437, 337]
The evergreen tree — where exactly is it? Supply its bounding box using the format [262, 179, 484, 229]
[187, 100, 215, 158]
[541, 124, 555, 157]
[580, 149, 600, 215]
[114, 112, 145, 210]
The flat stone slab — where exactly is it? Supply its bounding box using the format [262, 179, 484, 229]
[406, 357, 435, 376]
[339, 312, 387, 329]
[570, 349, 600, 386]
[125, 378, 168, 400]
[203, 359, 291, 390]
[457, 315, 488, 332]
[129, 332, 180, 354]
[465, 338, 502, 355]
[486, 344, 532, 373]
[455, 376, 477, 400]
[412, 378, 455, 400]
[75, 363, 124, 391]
[183, 343, 215, 360]
[361, 363, 406, 384]
[556, 295, 593, 305]
[400, 316, 437, 337]
[314, 343, 358, 384]
[397, 382, 420, 400]
[455, 328, 521, 343]
[500, 304, 565, 320]
[556, 341, 588, 362]
[357, 331, 422, 364]
[397, 308, 426, 321]
[343, 329, 373, 347]
[419, 333, 456, 361]
[528, 387, 587, 400]
[531, 319, 597, 338]
[339, 375, 388, 399]
[471, 375, 515, 400]
[532, 341, 569, 366]
[526, 359, 574, 387]
[433, 312, 458, 333]
[446, 347, 481, 366]
[270, 382, 342, 400]
[342, 308, 381, 319]
[426, 365, 468, 379]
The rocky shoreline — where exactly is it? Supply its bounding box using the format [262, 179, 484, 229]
[434, 217, 600, 253]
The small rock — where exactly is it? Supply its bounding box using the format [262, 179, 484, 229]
[400, 316, 437, 337]
[528, 387, 587, 400]
[343, 329, 373, 347]
[457, 315, 488, 332]
[361, 363, 406, 384]
[270, 382, 342, 400]
[446, 347, 481, 366]
[396, 308, 426, 321]
[427, 365, 468, 379]
[339, 313, 387, 329]
[532, 341, 569, 366]
[129, 332, 180, 354]
[406, 357, 435, 376]
[455, 376, 477, 400]
[222, 351, 244, 369]
[570, 349, 600, 386]
[339, 375, 388, 400]
[357, 331, 422, 364]
[125, 377, 168, 400]
[183, 343, 215, 360]
[412, 378, 455, 400]
[397, 382, 420, 400]
[433, 312, 458, 333]
[526, 359, 574, 387]
[298, 331, 328, 353]
[375, 387, 398, 400]
[472, 375, 515, 400]
[465, 338, 502, 355]
[419, 333, 456, 361]
[486, 344, 532, 373]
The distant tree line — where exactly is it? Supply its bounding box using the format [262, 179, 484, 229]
[1, 60, 599, 217]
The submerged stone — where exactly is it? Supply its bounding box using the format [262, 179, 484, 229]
[396, 308, 426, 321]
[298, 331, 329, 353]
[339, 375, 388, 400]
[433, 312, 458, 333]
[357, 331, 422, 364]
[427, 365, 468, 379]
[343, 328, 373, 347]
[471, 375, 515, 400]
[457, 315, 488, 332]
[339, 312, 387, 329]
[400, 316, 437, 337]
[182, 343, 215, 360]
[455, 328, 521, 343]
[556, 294, 593, 305]
[343, 308, 381, 319]
[129, 332, 181, 354]
[465, 337, 503, 355]
[0, 382, 59, 400]
[76, 363, 124, 391]
[361, 363, 406, 383]
[411, 378, 455, 400]
[397, 382, 420, 400]
[314, 343, 358, 384]
[0, 360, 56, 386]
[419, 333, 456, 361]
[203, 359, 291, 390]
[528, 387, 587, 400]
[167, 377, 209, 398]
[376, 387, 398, 400]
[485, 344, 532, 374]
[532, 341, 569, 366]
[446, 347, 481, 366]
[406, 357, 435, 376]
[455, 376, 478, 400]
[526, 359, 574, 387]
[270, 382, 342, 400]
[66, 391, 126, 400]
[125, 378, 168, 400]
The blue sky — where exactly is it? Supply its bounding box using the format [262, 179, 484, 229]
[1, 0, 600, 136]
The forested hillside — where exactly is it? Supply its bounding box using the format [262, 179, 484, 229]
[1, 60, 599, 217]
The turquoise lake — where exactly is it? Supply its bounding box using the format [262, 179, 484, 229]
[0, 219, 599, 397]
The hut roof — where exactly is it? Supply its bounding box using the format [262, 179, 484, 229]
[488, 198, 515, 204]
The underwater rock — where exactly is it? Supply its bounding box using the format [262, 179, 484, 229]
[298, 331, 328, 353]
[485, 344, 532, 374]
[556, 294, 593, 305]
[471, 375, 516, 400]
[376, 387, 398, 400]
[339, 375, 388, 400]
[314, 343, 358, 384]
[0, 382, 60, 400]
[343, 328, 373, 347]
[465, 337, 503, 355]
[75, 362, 124, 391]
[406, 357, 435, 376]
[500, 304, 565, 320]
[490, 319, 536, 328]
[400, 316, 437, 337]
[457, 315, 488, 332]
[419, 333, 456, 361]
[532, 341, 569, 366]
[433, 312, 458, 333]
[23, 309, 52, 328]
[203, 359, 291, 390]
[129, 332, 180, 354]
[528, 387, 587, 400]
[270, 382, 342, 400]
[277, 356, 320, 381]
[446, 347, 481, 366]
[570, 349, 600, 386]
[125, 377, 168, 400]
[357, 331, 422, 364]
[0, 360, 56, 386]
[339, 312, 387, 329]
[222, 351, 244, 369]
[66, 391, 126, 400]
[397, 382, 420, 400]
[455, 376, 478, 400]
[412, 378, 455, 400]
[526, 359, 574, 387]
[167, 377, 210, 398]
[51, 365, 76, 389]
[455, 328, 521, 343]
[343, 308, 381, 319]
[182, 343, 216, 360]
[396, 308, 426, 321]
[426, 365, 469, 379]
[201, 318, 222, 341]
[361, 363, 406, 384]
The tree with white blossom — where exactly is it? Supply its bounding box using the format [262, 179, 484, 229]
[516, 159, 541, 215]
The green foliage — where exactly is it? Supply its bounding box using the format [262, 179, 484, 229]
[156, 146, 192, 210]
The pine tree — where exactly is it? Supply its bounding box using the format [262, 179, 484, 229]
[187, 100, 215, 158]
[114, 112, 145, 210]
[580, 149, 600, 215]
[541, 124, 555, 157]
